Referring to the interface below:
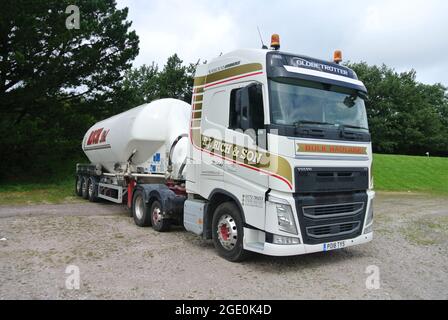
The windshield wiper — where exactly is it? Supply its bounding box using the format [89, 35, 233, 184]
[339, 124, 368, 130]
[294, 120, 334, 127]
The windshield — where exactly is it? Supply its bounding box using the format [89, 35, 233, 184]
[269, 79, 368, 130]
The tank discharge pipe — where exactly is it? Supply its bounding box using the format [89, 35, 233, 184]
[167, 133, 188, 179]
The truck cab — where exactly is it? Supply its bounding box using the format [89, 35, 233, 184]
[184, 47, 374, 260]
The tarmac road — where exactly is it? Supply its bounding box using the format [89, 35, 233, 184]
[0, 192, 447, 299]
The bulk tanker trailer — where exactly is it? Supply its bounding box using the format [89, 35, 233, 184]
[75, 36, 375, 261]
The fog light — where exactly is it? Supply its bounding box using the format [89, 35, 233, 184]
[273, 234, 301, 245]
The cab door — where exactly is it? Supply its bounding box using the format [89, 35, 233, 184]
[223, 81, 269, 230]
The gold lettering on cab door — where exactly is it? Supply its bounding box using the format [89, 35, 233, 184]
[202, 136, 266, 165]
[199, 135, 293, 189]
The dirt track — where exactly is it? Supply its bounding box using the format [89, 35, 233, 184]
[0, 192, 447, 300]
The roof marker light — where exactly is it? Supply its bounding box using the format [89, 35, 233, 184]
[271, 34, 280, 50]
[334, 50, 342, 64]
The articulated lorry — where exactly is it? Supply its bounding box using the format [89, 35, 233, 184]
[76, 35, 374, 261]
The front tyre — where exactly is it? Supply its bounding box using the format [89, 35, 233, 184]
[212, 202, 250, 262]
[132, 190, 151, 227]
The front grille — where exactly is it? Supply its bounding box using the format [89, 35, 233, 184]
[295, 192, 367, 245]
[303, 202, 364, 219]
[306, 222, 361, 239]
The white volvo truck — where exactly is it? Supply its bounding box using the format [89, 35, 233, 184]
[76, 37, 374, 261]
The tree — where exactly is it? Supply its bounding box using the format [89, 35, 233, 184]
[109, 54, 199, 115]
[0, 0, 139, 179]
[158, 54, 197, 103]
[122, 63, 159, 105]
[346, 62, 448, 156]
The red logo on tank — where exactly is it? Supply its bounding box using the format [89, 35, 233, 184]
[87, 128, 109, 145]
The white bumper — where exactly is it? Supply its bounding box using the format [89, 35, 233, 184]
[257, 232, 373, 257]
[244, 190, 375, 257]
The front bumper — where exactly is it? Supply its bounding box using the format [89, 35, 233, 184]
[244, 189, 375, 256]
[244, 231, 373, 257]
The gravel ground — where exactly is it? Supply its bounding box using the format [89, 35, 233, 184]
[0, 192, 447, 300]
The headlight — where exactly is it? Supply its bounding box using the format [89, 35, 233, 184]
[268, 196, 298, 235]
[364, 202, 373, 234]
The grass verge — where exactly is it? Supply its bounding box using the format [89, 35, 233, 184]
[373, 154, 448, 195]
[0, 178, 78, 205]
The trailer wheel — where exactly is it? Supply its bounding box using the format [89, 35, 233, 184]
[87, 177, 99, 202]
[212, 202, 250, 262]
[75, 175, 83, 197]
[150, 200, 171, 232]
[81, 176, 89, 199]
[132, 190, 151, 227]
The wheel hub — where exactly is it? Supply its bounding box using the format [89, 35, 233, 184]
[152, 207, 162, 225]
[220, 224, 230, 241]
[217, 214, 237, 251]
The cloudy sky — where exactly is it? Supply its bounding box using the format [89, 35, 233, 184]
[116, 0, 448, 85]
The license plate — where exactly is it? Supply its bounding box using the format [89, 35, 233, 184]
[323, 240, 346, 252]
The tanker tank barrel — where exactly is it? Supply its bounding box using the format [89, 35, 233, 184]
[81, 98, 191, 180]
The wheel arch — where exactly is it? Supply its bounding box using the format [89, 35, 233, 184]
[134, 184, 163, 205]
[204, 188, 245, 240]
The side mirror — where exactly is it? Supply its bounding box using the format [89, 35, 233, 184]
[239, 86, 251, 131]
[232, 83, 264, 144]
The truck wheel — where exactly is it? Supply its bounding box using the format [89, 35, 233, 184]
[75, 175, 83, 197]
[132, 190, 152, 227]
[81, 176, 89, 199]
[212, 202, 250, 262]
[87, 177, 98, 202]
[150, 200, 171, 232]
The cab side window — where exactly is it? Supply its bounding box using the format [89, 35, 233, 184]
[229, 83, 264, 131]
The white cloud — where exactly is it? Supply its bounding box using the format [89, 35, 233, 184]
[117, 0, 448, 85]
[117, 0, 240, 67]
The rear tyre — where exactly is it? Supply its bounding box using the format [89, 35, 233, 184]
[150, 200, 171, 232]
[87, 177, 99, 202]
[81, 176, 89, 199]
[212, 202, 250, 262]
[75, 175, 83, 197]
[132, 190, 152, 227]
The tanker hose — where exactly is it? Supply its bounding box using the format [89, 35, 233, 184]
[168, 134, 188, 170]
[178, 158, 187, 178]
